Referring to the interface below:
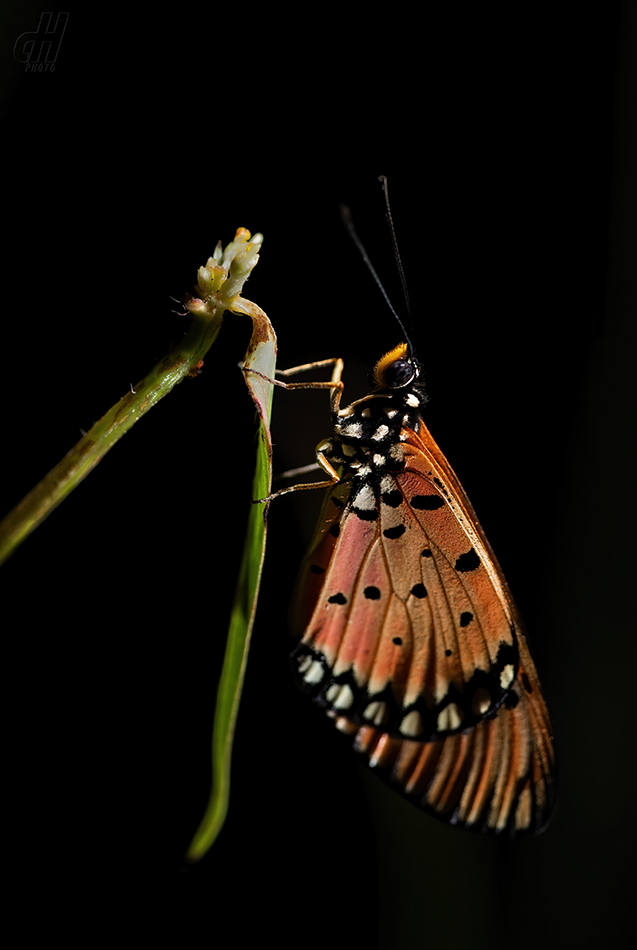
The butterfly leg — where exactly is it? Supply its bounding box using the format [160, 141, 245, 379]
[244, 357, 345, 416]
[253, 446, 341, 504]
[275, 357, 344, 377]
[273, 461, 322, 483]
[244, 357, 346, 504]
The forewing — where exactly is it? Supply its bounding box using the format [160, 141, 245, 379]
[291, 419, 522, 741]
[375, 421, 521, 738]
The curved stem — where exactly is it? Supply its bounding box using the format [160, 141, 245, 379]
[0, 313, 223, 566]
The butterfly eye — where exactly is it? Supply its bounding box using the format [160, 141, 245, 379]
[372, 343, 418, 390]
[383, 358, 416, 389]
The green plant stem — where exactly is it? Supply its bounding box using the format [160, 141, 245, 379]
[0, 312, 223, 566]
[1, 228, 262, 565]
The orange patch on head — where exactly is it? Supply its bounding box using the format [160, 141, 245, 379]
[372, 343, 409, 388]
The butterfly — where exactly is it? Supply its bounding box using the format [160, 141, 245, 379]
[285, 340, 555, 835]
[268, 186, 555, 835]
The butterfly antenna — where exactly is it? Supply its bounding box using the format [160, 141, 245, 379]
[378, 175, 412, 319]
[340, 201, 415, 356]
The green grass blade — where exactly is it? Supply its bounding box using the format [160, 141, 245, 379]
[185, 297, 276, 861]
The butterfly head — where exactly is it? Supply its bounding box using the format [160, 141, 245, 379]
[372, 342, 421, 392]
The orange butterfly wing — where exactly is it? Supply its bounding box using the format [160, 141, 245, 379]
[290, 410, 555, 835]
[348, 626, 555, 833]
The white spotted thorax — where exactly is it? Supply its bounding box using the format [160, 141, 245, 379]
[328, 354, 424, 522]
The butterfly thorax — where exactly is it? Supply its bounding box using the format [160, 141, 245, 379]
[320, 382, 425, 503]
[317, 344, 428, 514]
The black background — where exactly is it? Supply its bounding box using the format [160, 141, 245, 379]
[2, 4, 635, 947]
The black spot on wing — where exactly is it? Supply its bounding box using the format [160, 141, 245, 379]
[330, 524, 340, 538]
[383, 525, 406, 539]
[381, 490, 402, 508]
[310, 564, 325, 575]
[411, 495, 445, 510]
[392, 637, 403, 645]
[328, 592, 347, 605]
[455, 548, 481, 572]
[364, 586, 381, 600]
[421, 549, 432, 558]
[353, 507, 379, 522]
[459, 611, 473, 627]
[410, 583, 428, 599]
